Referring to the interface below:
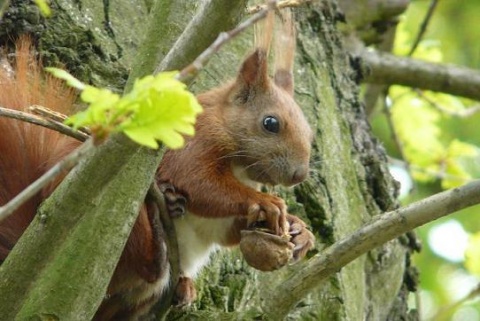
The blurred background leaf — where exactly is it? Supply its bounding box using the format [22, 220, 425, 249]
[368, 1, 480, 319]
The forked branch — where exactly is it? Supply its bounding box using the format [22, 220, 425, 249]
[262, 179, 480, 319]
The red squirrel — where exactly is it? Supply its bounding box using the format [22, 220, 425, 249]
[0, 9, 314, 320]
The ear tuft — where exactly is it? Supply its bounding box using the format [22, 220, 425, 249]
[238, 49, 269, 90]
[273, 9, 295, 95]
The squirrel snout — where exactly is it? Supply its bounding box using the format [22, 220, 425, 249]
[291, 164, 309, 185]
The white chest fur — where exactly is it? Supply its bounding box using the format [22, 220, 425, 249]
[173, 164, 260, 278]
[174, 214, 235, 277]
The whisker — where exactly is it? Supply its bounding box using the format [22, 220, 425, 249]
[216, 151, 257, 162]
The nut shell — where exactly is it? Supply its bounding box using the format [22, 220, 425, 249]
[240, 230, 294, 271]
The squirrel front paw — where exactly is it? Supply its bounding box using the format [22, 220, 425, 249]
[173, 276, 197, 306]
[247, 196, 288, 236]
[287, 214, 315, 261]
[159, 182, 187, 218]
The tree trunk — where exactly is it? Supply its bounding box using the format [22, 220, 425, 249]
[0, 0, 417, 320]
[174, 2, 416, 320]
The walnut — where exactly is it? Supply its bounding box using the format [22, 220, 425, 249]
[239, 229, 294, 271]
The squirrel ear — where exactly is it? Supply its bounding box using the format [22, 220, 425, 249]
[237, 49, 270, 92]
[274, 69, 294, 95]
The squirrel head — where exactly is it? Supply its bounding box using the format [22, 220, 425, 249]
[221, 48, 313, 187]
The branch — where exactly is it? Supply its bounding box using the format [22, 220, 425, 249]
[247, 0, 310, 14]
[382, 98, 413, 185]
[154, 0, 250, 76]
[262, 179, 480, 319]
[361, 49, 480, 101]
[173, 0, 277, 81]
[0, 139, 94, 223]
[0, 106, 89, 141]
[433, 282, 480, 319]
[414, 89, 480, 118]
[408, 0, 439, 56]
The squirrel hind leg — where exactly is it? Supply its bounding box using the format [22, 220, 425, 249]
[173, 276, 197, 306]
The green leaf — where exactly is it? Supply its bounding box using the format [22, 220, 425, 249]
[447, 140, 477, 158]
[441, 160, 470, 189]
[465, 232, 480, 276]
[391, 86, 445, 181]
[33, 0, 52, 17]
[45, 67, 85, 90]
[54, 68, 201, 149]
[120, 72, 202, 149]
[441, 140, 478, 189]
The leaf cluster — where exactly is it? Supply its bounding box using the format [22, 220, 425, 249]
[47, 68, 202, 149]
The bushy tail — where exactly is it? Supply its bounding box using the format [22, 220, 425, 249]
[0, 36, 77, 261]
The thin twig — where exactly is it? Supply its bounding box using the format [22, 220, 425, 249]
[433, 283, 480, 319]
[176, 0, 278, 81]
[248, 0, 310, 14]
[382, 97, 414, 192]
[29, 105, 68, 122]
[0, 106, 88, 142]
[262, 179, 480, 319]
[408, 0, 439, 56]
[415, 89, 480, 118]
[0, 139, 94, 223]
[388, 156, 473, 184]
[29, 105, 91, 136]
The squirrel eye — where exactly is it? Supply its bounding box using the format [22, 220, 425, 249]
[263, 116, 280, 133]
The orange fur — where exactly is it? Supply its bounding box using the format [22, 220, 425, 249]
[0, 36, 77, 260]
[156, 7, 313, 302]
[0, 37, 168, 320]
[0, 10, 314, 319]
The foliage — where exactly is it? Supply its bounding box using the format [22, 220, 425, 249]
[466, 232, 480, 276]
[47, 68, 202, 149]
[370, 1, 480, 320]
[389, 23, 479, 189]
[33, 0, 51, 17]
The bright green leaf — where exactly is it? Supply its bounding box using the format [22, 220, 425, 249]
[465, 233, 480, 276]
[447, 140, 477, 158]
[391, 86, 444, 176]
[441, 140, 478, 188]
[55, 68, 202, 149]
[119, 72, 202, 149]
[441, 160, 471, 189]
[34, 0, 52, 17]
[45, 67, 85, 90]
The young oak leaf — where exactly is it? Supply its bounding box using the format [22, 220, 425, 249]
[120, 73, 202, 149]
[66, 86, 121, 129]
[47, 68, 201, 149]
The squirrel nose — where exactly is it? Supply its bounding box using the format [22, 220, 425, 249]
[291, 165, 308, 185]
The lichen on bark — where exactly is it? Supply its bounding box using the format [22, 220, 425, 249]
[0, 0, 418, 319]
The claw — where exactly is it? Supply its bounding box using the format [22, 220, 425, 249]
[159, 182, 187, 218]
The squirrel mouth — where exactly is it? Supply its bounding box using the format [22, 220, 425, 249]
[246, 168, 283, 187]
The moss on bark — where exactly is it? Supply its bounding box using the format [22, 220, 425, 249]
[0, 0, 415, 319]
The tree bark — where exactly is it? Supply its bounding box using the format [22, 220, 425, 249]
[169, 1, 414, 320]
[0, 0, 416, 320]
[360, 49, 480, 102]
